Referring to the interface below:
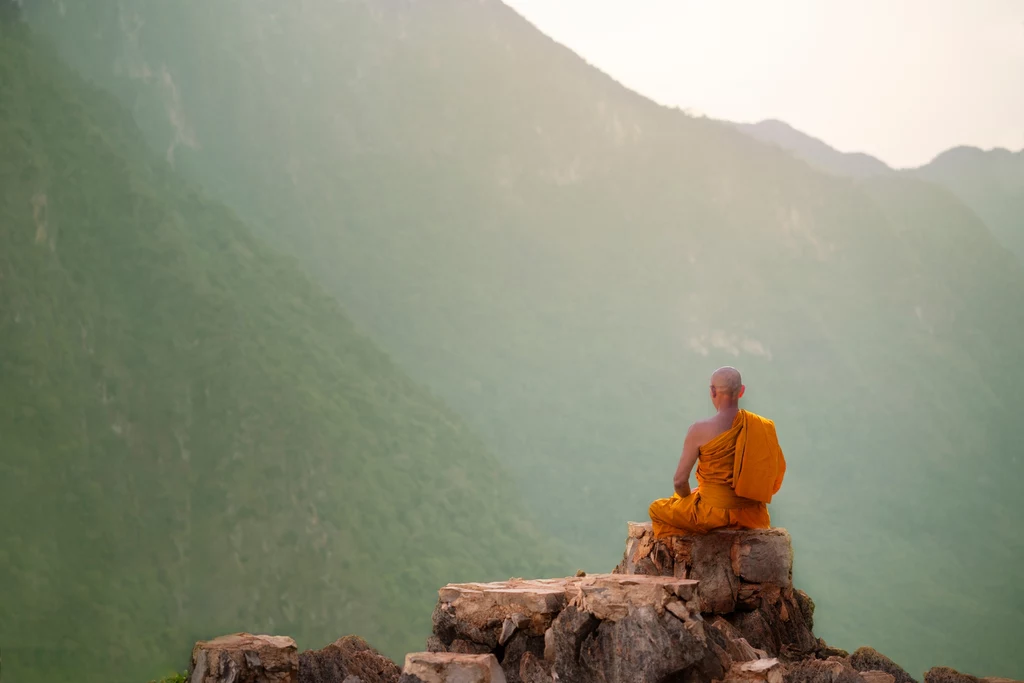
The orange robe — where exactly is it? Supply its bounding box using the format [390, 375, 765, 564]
[648, 409, 786, 538]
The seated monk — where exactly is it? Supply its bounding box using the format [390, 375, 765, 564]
[649, 366, 786, 538]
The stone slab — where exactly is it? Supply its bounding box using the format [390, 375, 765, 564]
[401, 652, 506, 683]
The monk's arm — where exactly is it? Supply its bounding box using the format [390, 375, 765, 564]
[673, 424, 702, 497]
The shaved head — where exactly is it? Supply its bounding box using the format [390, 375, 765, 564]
[711, 366, 743, 396]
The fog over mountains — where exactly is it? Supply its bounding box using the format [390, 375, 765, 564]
[4, 1, 1023, 681]
[734, 119, 1024, 261]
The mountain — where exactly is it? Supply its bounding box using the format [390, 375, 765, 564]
[732, 121, 1023, 262]
[733, 119, 895, 178]
[22, 0, 1024, 678]
[911, 146, 1024, 262]
[0, 16, 562, 683]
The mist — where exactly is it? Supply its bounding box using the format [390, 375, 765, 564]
[1, 2, 1022, 682]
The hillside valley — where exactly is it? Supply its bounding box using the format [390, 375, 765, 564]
[15, 0, 1024, 679]
[0, 15, 563, 683]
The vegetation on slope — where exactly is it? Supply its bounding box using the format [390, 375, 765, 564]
[21, 0, 1024, 677]
[0, 17, 562, 683]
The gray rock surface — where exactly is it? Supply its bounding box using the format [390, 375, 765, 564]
[399, 652, 505, 683]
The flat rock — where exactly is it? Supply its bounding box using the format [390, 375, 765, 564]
[191, 633, 298, 683]
[565, 573, 699, 621]
[400, 652, 506, 683]
[435, 579, 572, 646]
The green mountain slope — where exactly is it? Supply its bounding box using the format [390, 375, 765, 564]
[731, 120, 1023, 263]
[911, 146, 1024, 262]
[23, 0, 1024, 678]
[0, 17, 562, 683]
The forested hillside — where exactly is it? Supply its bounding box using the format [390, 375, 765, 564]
[0, 16, 562, 683]
[911, 147, 1024, 262]
[731, 120, 1023, 263]
[21, 0, 1024, 678]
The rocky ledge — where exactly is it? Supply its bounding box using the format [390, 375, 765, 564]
[183, 524, 1022, 683]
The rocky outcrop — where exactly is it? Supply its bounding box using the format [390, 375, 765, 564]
[185, 523, 1024, 683]
[923, 668, 1023, 683]
[848, 648, 917, 683]
[190, 633, 298, 683]
[298, 636, 401, 683]
[615, 522, 822, 662]
[427, 573, 710, 683]
[614, 522, 793, 614]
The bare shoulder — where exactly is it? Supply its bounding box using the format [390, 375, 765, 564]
[685, 417, 717, 440]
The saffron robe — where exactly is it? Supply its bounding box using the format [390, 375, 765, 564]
[648, 409, 786, 538]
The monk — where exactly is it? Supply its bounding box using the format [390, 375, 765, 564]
[648, 366, 786, 538]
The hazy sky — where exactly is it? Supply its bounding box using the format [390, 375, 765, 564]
[503, 0, 1024, 168]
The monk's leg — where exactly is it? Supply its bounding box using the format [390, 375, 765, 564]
[648, 495, 702, 538]
[727, 504, 771, 530]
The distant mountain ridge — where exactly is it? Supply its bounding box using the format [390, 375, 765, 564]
[22, 0, 1024, 679]
[731, 119, 1023, 260]
[733, 119, 895, 178]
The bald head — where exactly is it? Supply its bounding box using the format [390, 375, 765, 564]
[710, 366, 743, 399]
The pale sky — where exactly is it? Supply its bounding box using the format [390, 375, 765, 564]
[503, 0, 1024, 168]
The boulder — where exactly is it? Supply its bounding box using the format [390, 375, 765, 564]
[432, 578, 569, 648]
[298, 636, 401, 683]
[430, 573, 711, 683]
[723, 658, 785, 683]
[924, 668, 985, 683]
[848, 648, 917, 683]
[400, 652, 505, 683]
[781, 657, 864, 683]
[861, 672, 897, 683]
[615, 522, 792, 614]
[190, 633, 298, 683]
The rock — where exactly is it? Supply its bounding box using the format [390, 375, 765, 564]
[726, 588, 817, 660]
[723, 658, 785, 683]
[707, 616, 769, 663]
[848, 648, 917, 683]
[572, 604, 710, 683]
[924, 668, 980, 683]
[517, 653, 552, 683]
[298, 636, 400, 683]
[683, 619, 736, 683]
[614, 522, 793, 614]
[732, 533, 793, 585]
[430, 573, 713, 683]
[782, 657, 864, 683]
[565, 573, 698, 621]
[448, 640, 492, 655]
[861, 672, 897, 683]
[499, 632, 544, 683]
[433, 579, 569, 648]
[544, 605, 600, 683]
[190, 633, 298, 683]
[400, 652, 505, 683]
